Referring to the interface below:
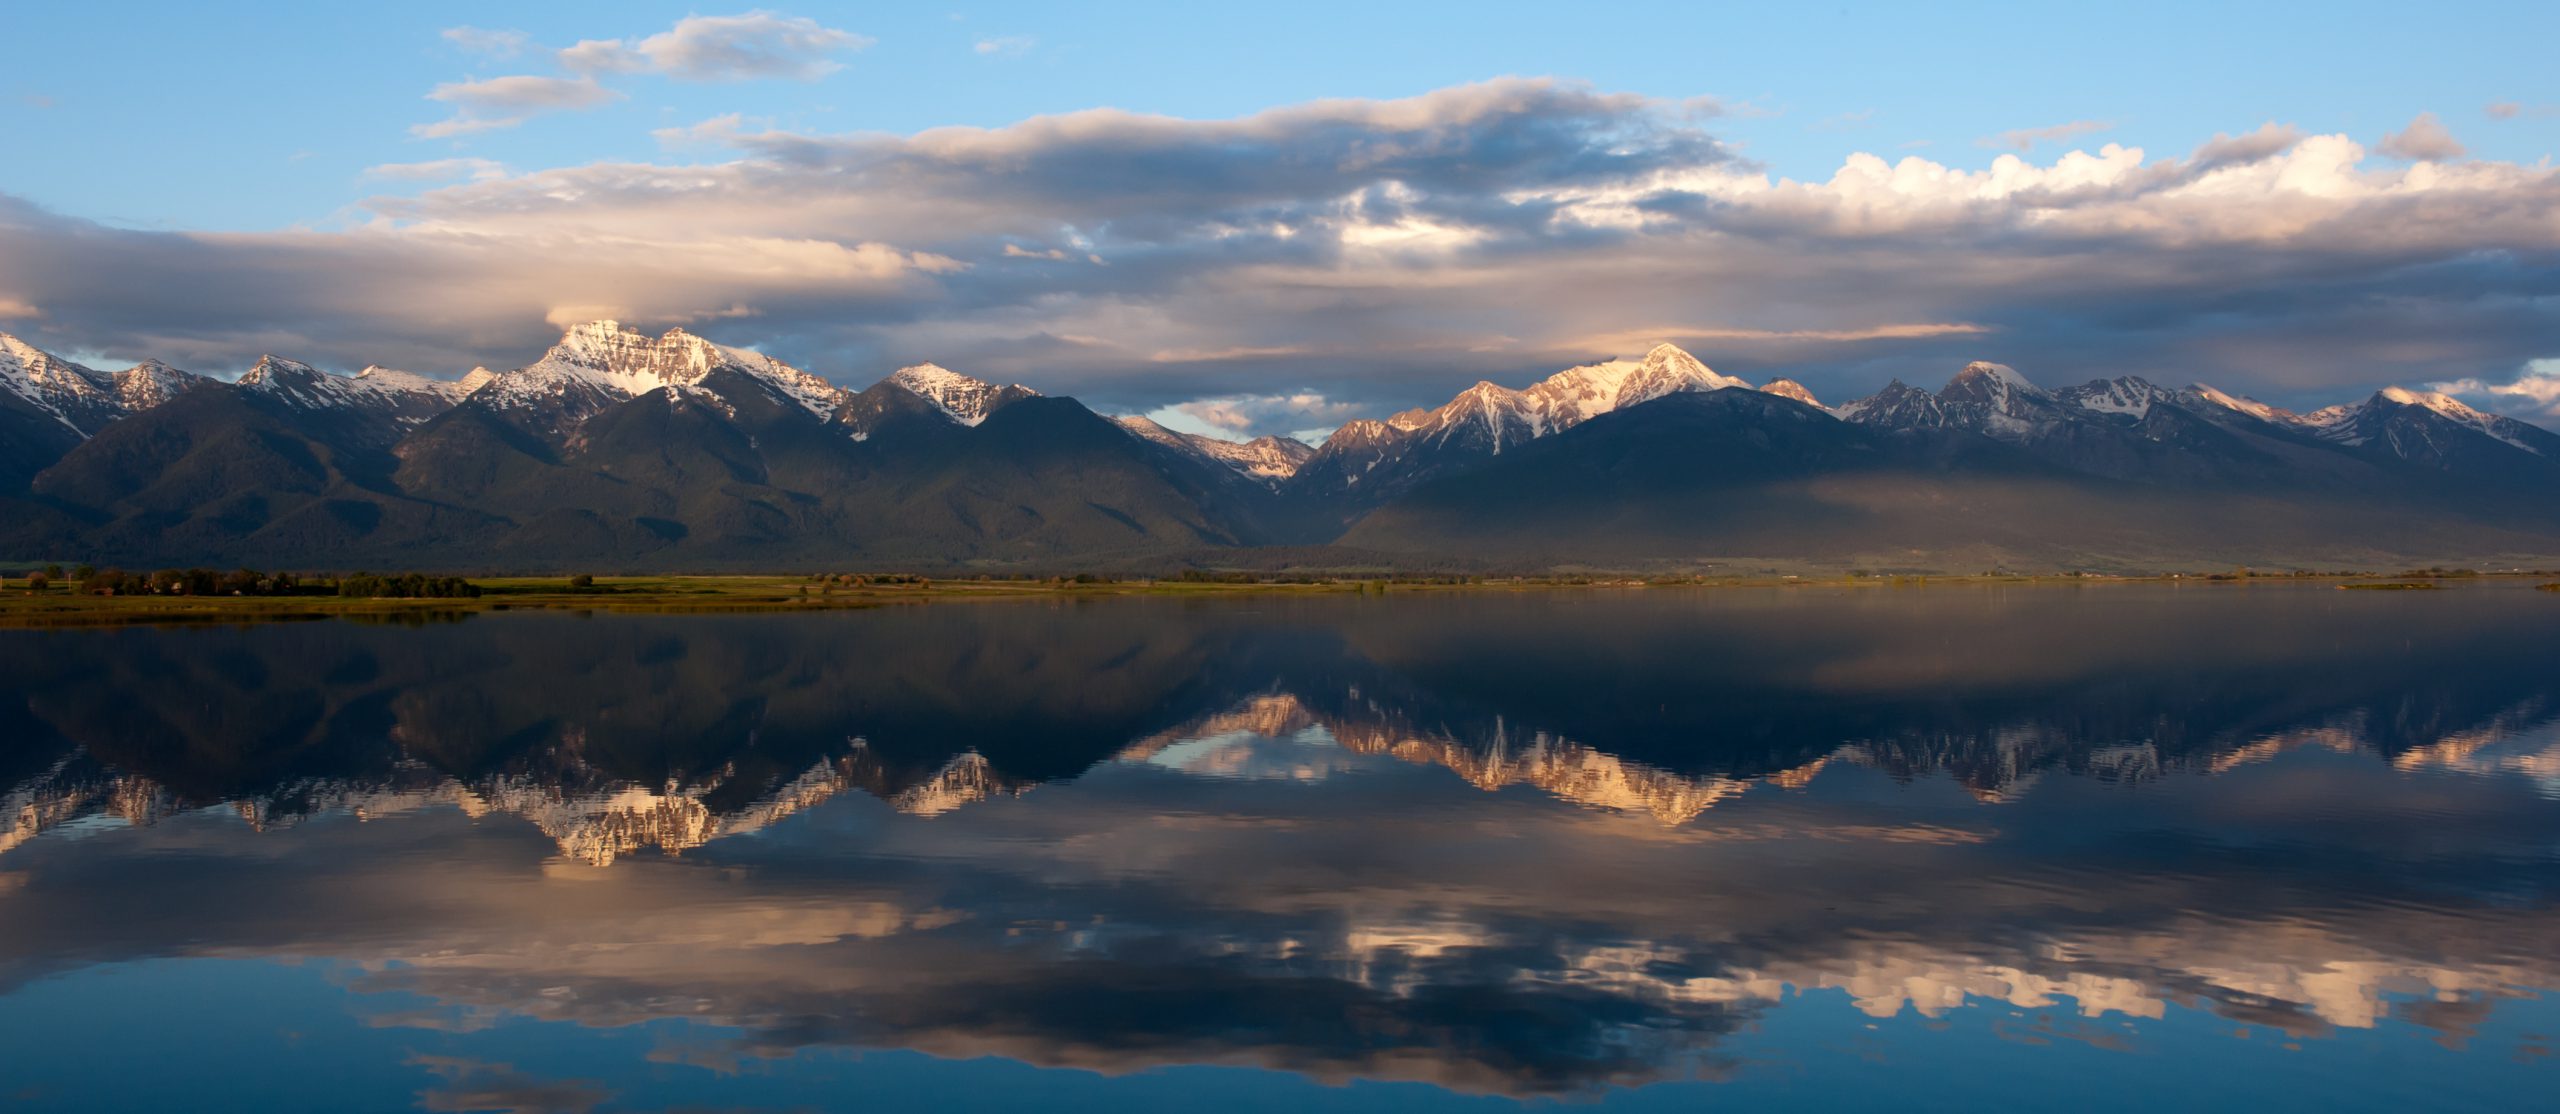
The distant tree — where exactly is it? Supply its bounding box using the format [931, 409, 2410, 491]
[24, 572, 50, 591]
[570, 574, 595, 589]
[43, 564, 64, 579]
[80, 568, 135, 595]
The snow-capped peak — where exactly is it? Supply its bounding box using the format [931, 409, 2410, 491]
[2059, 375, 2177, 418]
[109, 358, 202, 412]
[482, 321, 849, 421]
[1, 334, 206, 436]
[1115, 415, 1315, 484]
[2187, 383, 2290, 422]
[2372, 386, 2549, 455]
[2379, 385, 2484, 419]
[1942, 360, 2046, 401]
[237, 356, 470, 424]
[0, 332, 114, 434]
[887, 363, 1037, 426]
[353, 365, 459, 393]
[1759, 378, 1823, 408]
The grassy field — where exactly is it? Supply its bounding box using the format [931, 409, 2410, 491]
[0, 569, 2553, 628]
[0, 575, 1397, 627]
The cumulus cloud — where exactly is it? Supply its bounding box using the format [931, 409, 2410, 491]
[439, 26, 530, 58]
[2376, 111, 2466, 161]
[412, 75, 618, 138]
[1175, 393, 1373, 439]
[4, 78, 2559, 424]
[559, 11, 870, 81]
[2430, 360, 2560, 418]
[1980, 119, 2113, 151]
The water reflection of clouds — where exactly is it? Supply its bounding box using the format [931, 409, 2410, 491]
[3, 590, 2559, 1097]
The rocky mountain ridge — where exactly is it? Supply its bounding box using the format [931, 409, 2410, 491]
[4, 324, 2557, 570]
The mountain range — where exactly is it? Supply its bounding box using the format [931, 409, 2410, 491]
[5, 322, 2558, 571]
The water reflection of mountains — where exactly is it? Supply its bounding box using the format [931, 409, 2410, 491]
[8, 585, 2559, 859]
[5, 588, 2560, 1099]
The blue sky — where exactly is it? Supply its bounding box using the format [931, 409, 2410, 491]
[11, 1, 2553, 231]
[3, 2, 2557, 433]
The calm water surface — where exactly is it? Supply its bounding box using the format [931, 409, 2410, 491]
[2, 584, 2557, 1112]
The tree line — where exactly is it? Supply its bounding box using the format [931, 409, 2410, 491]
[7, 565, 478, 599]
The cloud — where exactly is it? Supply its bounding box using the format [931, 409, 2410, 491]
[412, 75, 619, 138]
[5, 78, 2560, 423]
[409, 1056, 609, 1114]
[440, 26, 531, 58]
[1980, 119, 2113, 151]
[362, 158, 506, 182]
[1174, 393, 1371, 439]
[974, 36, 1035, 57]
[652, 113, 765, 148]
[2485, 101, 2558, 122]
[2430, 359, 2560, 419]
[2189, 122, 2303, 169]
[2376, 111, 2465, 161]
[559, 12, 870, 81]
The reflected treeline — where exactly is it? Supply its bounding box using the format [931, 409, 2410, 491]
[8, 586, 2559, 855]
[3, 586, 2560, 1096]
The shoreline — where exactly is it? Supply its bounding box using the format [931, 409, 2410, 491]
[1, 570, 2554, 629]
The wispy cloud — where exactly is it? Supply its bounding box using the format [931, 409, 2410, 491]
[362, 158, 507, 182]
[412, 75, 618, 139]
[2484, 100, 2558, 121]
[974, 36, 1036, 58]
[440, 26, 531, 58]
[1979, 119, 2114, 151]
[2189, 122, 2303, 169]
[2376, 111, 2465, 160]
[559, 12, 871, 81]
[416, 14, 867, 141]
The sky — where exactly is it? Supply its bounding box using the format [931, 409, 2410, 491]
[2, 0, 2557, 438]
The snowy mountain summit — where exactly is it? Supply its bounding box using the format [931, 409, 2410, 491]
[1, 332, 207, 436]
[885, 363, 1039, 426]
[476, 320, 851, 427]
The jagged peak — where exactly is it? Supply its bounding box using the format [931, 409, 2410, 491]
[889, 362, 992, 393]
[2059, 374, 2176, 418]
[239, 354, 321, 382]
[886, 362, 1037, 427]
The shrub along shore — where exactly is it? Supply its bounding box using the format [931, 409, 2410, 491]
[0, 566, 2555, 629]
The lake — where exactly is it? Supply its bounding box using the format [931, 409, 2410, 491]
[2, 584, 2556, 1112]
